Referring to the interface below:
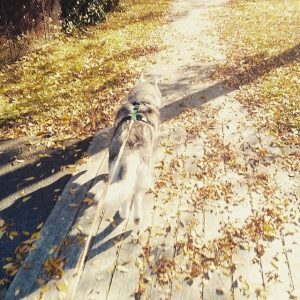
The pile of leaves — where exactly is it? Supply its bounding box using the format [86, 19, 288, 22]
[0, 220, 43, 286]
[0, 0, 171, 147]
[214, 0, 300, 145]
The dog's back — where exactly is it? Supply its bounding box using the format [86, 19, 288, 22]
[101, 79, 161, 219]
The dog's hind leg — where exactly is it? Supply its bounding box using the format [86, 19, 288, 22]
[119, 198, 131, 219]
[133, 163, 152, 221]
[133, 189, 145, 222]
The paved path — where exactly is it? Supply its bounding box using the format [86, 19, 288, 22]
[5, 0, 300, 299]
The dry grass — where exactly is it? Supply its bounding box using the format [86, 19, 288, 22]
[0, 0, 171, 146]
[215, 0, 300, 145]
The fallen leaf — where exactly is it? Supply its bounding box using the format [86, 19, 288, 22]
[255, 244, 265, 258]
[69, 188, 78, 195]
[9, 231, 19, 240]
[40, 284, 50, 293]
[116, 265, 129, 273]
[43, 257, 65, 278]
[56, 281, 68, 292]
[83, 197, 94, 206]
[0, 219, 5, 227]
[39, 154, 51, 158]
[25, 176, 35, 181]
[3, 262, 19, 276]
[36, 222, 44, 230]
[14, 159, 25, 164]
[0, 278, 10, 286]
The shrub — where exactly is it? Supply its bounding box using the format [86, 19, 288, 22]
[60, 0, 119, 31]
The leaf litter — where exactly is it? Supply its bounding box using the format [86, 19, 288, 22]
[213, 0, 300, 146]
[133, 100, 299, 298]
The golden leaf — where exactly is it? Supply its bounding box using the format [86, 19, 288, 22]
[9, 231, 19, 240]
[43, 257, 65, 278]
[22, 196, 31, 203]
[36, 222, 44, 230]
[69, 188, 78, 195]
[83, 197, 94, 206]
[25, 176, 35, 181]
[40, 284, 50, 293]
[14, 159, 25, 164]
[3, 263, 19, 276]
[0, 278, 10, 286]
[56, 281, 68, 292]
[0, 219, 5, 228]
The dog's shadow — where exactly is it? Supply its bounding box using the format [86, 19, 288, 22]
[84, 171, 132, 259]
[88, 211, 132, 259]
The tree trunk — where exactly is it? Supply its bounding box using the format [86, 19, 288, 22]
[0, 0, 61, 37]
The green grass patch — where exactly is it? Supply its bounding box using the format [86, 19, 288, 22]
[215, 0, 300, 144]
[0, 0, 171, 145]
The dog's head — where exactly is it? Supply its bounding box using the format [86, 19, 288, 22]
[128, 75, 162, 107]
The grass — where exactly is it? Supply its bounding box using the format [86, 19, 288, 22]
[215, 0, 300, 145]
[0, 0, 171, 146]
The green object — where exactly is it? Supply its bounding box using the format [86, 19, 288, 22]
[131, 103, 141, 120]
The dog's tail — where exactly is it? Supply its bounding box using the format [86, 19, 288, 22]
[101, 154, 139, 216]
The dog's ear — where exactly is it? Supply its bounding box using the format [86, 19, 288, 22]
[139, 74, 145, 83]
